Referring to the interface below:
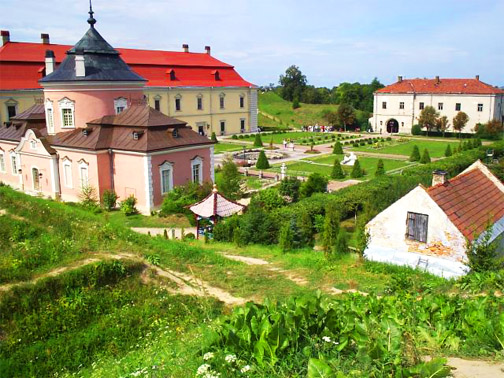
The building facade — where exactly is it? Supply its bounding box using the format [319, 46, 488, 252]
[0, 31, 257, 135]
[372, 76, 504, 134]
[0, 9, 214, 214]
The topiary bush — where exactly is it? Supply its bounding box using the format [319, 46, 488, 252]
[332, 141, 343, 154]
[211, 132, 218, 143]
[253, 133, 263, 147]
[445, 144, 452, 157]
[409, 145, 421, 162]
[375, 159, 385, 177]
[411, 124, 422, 135]
[350, 160, 363, 178]
[331, 159, 345, 179]
[255, 150, 270, 169]
[420, 149, 431, 164]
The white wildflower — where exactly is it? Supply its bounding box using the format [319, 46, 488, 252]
[225, 354, 237, 363]
[322, 336, 332, 343]
[203, 352, 214, 361]
[196, 364, 211, 375]
[240, 365, 251, 373]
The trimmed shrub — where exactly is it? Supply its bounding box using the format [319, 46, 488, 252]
[420, 149, 431, 164]
[255, 150, 270, 169]
[232, 134, 238, 140]
[350, 160, 363, 178]
[331, 159, 345, 179]
[375, 159, 385, 177]
[409, 145, 421, 162]
[253, 133, 263, 147]
[411, 124, 422, 135]
[332, 141, 343, 154]
[445, 144, 453, 157]
[211, 132, 218, 143]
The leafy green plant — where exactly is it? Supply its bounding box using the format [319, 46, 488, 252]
[375, 159, 385, 176]
[409, 145, 421, 162]
[420, 148, 431, 164]
[102, 189, 118, 211]
[120, 195, 138, 216]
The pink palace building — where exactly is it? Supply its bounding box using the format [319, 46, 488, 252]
[0, 8, 214, 214]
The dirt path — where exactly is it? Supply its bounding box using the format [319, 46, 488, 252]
[447, 357, 504, 377]
[0, 252, 246, 306]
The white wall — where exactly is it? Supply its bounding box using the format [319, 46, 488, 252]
[364, 186, 469, 278]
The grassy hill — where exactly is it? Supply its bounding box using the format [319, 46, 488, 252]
[0, 185, 503, 377]
[258, 91, 368, 129]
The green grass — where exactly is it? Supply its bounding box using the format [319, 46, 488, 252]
[106, 210, 190, 228]
[259, 92, 369, 129]
[213, 142, 247, 154]
[241, 131, 331, 144]
[351, 139, 459, 158]
[268, 154, 414, 178]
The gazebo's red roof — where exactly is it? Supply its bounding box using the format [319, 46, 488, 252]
[189, 186, 245, 218]
[0, 41, 255, 90]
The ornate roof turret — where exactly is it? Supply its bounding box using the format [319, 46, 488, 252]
[39, 4, 145, 84]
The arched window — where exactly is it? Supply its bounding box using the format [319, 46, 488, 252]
[0, 149, 5, 173]
[32, 167, 40, 191]
[10, 152, 19, 175]
[62, 157, 73, 188]
[191, 157, 203, 184]
[59, 97, 75, 128]
[159, 161, 174, 194]
[78, 159, 89, 188]
[45, 99, 55, 134]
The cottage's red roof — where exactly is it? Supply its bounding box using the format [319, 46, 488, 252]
[0, 41, 254, 90]
[427, 167, 504, 241]
[376, 78, 504, 95]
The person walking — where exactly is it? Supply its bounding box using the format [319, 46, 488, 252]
[283, 139, 287, 149]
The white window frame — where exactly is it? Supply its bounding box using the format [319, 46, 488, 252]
[159, 161, 174, 194]
[45, 99, 55, 134]
[399, 102, 404, 110]
[382, 101, 387, 109]
[220, 120, 226, 135]
[175, 94, 182, 112]
[438, 102, 443, 111]
[31, 166, 41, 191]
[29, 140, 37, 150]
[78, 159, 89, 188]
[59, 97, 75, 129]
[197, 94, 203, 110]
[477, 103, 483, 112]
[5, 98, 18, 121]
[191, 157, 203, 185]
[114, 97, 128, 114]
[10, 152, 19, 175]
[62, 157, 73, 188]
[219, 93, 225, 109]
[0, 150, 5, 173]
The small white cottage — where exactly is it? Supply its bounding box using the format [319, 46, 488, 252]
[364, 160, 504, 278]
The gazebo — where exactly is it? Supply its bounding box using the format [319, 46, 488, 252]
[188, 185, 246, 239]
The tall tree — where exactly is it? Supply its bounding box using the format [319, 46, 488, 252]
[436, 115, 450, 137]
[218, 155, 241, 200]
[417, 106, 439, 136]
[331, 159, 345, 179]
[279, 65, 307, 102]
[336, 103, 356, 131]
[452, 111, 469, 138]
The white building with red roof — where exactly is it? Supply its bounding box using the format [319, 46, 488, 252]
[0, 19, 257, 135]
[372, 76, 504, 134]
[364, 161, 504, 278]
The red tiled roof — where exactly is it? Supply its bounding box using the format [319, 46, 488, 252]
[0, 42, 254, 90]
[427, 168, 504, 241]
[376, 78, 504, 95]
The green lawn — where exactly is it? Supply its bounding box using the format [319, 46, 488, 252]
[241, 131, 330, 144]
[213, 142, 246, 154]
[106, 210, 190, 228]
[351, 139, 459, 158]
[269, 154, 414, 178]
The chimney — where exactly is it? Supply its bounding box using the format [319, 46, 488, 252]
[182, 44, 189, 53]
[397, 75, 403, 83]
[45, 50, 55, 75]
[41, 33, 50, 44]
[432, 170, 448, 186]
[75, 48, 86, 77]
[435, 75, 440, 84]
[205, 45, 211, 55]
[1, 30, 10, 45]
[475, 74, 480, 81]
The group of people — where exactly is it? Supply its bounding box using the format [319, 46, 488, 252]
[282, 139, 296, 150]
[302, 124, 335, 132]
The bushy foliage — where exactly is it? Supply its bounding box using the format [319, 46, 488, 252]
[334, 229, 349, 254]
[420, 148, 431, 164]
[250, 187, 285, 211]
[322, 203, 340, 254]
[467, 226, 502, 272]
[444, 144, 452, 157]
[255, 150, 270, 169]
[292, 97, 300, 109]
[217, 155, 242, 200]
[411, 124, 422, 135]
[350, 159, 363, 178]
[253, 133, 264, 147]
[375, 159, 385, 176]
[79, 185, 100, 212]
[475, 120, 504, 140]
[279, 176, 301, 202]
[409, 145, 421, 162]
[332, 141, 343, 154]
[211, 132, 218, 143]
[300, 173, 328, 198]
[159, 181, 212, 218]
[331, 158, 345, 179]
[102, 189, 118, 211]
[120, 195, 138, 215]
[233, 203, 279, 246]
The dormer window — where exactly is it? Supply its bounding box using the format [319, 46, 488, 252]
[82, 128, 92, 136]
[30, 140, 37, 150]
[59, 98, 75, 128]
[211, 70, 220, 81]
[132, 130, 144, 140]
[172, 128, 179, 138]
[114, 97, 127, 114]
[167, 69, 176, 81]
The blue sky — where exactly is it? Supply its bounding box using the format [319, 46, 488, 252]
[1, 0, 503, 87]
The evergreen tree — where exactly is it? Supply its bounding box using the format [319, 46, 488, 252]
[409, 145, 421, 162]
[332, 141, 343, 154]
[298, 209, 314, 247]
[255, 150, 270, 169]
[322, 203, 340, 254]
[350, 159, 363, 178]
[375, 159, 385, 176]
[292, 97, 301, 109]
[253, 133, 263, 147]
[331, 158, 345, 179]
[218, 155, 242, 200]
[211, 132, 218, 143]
[420, 148, 431, 164]
[334, 229, 349, 255]
[444, 144, 452, 157]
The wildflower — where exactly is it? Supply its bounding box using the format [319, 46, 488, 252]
[203, 352, 214, 361]
[322, 336, 332, 343]
[240, 365, 251, 373]
[225, 354, 237, 363]
[196, 364, 211, 375]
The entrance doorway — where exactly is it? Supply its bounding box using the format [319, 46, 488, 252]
[196, 122, 206, 136]
[32, 168, 40, 191]
[386, 119, 399, 133]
